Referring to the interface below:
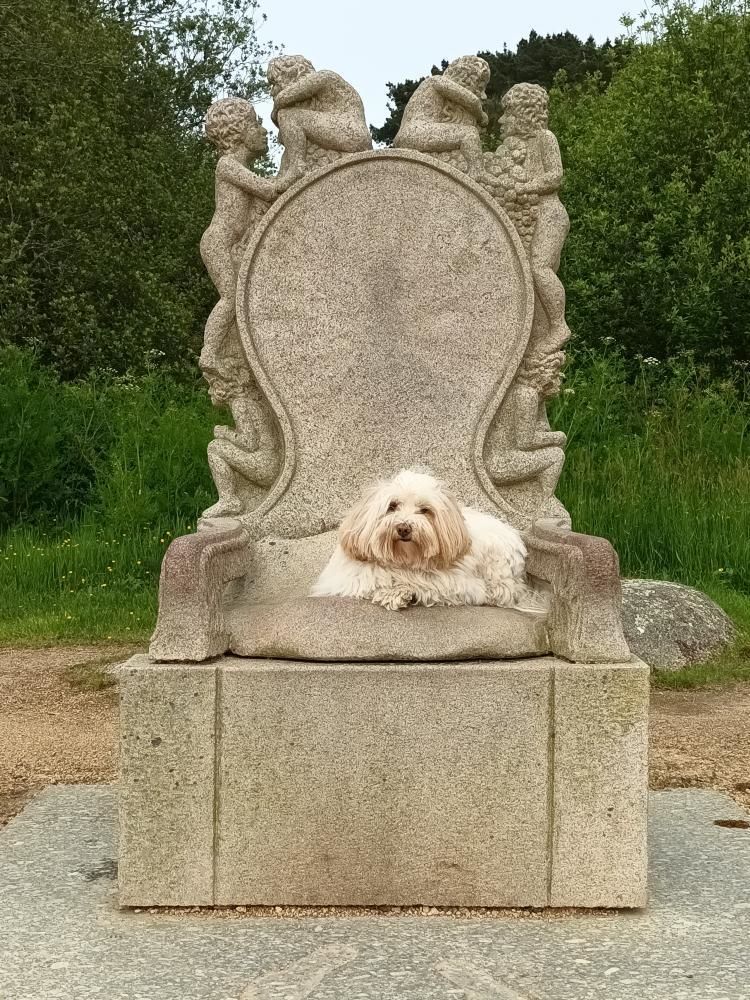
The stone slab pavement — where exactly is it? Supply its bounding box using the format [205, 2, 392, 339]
[0, 786, 748, 1000]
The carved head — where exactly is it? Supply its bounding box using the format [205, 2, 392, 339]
[267, 55, 316, 99]
[339, 468, 471, 571]
[500, 83, 549, 138]
[518, 350, 566, 398]
[205, 98, 268, 156]
[443, 56, 491, 100]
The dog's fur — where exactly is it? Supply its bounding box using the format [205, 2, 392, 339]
[311, 468, 543, 612]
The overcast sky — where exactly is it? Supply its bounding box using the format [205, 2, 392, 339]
[255, 0, 633, 135]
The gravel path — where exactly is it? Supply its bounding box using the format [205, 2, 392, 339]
[0, 645, 133, 825]
[1, 646, 749, 825]
[650, 684, 750, 813]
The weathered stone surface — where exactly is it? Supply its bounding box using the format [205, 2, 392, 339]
[216, 657, 553, 907]
[268, 56, 372, 181]
[236, 149, 535, 537]
[118, 660, 216, 906]
[551, 660, 650, 908]
[227, 596, 549, 661]
[151, 78, 629, 666]
[149, 519, 251, 661]
[119, 655, 649, 909]
[525, 520, 631, 663]
[622, 578, 736, 671]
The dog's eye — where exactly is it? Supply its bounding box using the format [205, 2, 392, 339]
[418, 506, 432, 516]
[387, 500, 399, 513]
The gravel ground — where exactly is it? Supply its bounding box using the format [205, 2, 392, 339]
[650, 684, 750, 813]
[1, 646, 749, 826]
[0, 645, 132, 826]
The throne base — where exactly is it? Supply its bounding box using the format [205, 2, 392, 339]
[118, 653, 648, 909]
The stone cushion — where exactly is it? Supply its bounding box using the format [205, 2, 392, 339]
[227, 595, 549, 662]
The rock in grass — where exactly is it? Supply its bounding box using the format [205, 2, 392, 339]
[622, 579, 736, 672]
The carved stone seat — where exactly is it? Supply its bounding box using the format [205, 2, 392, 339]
[228, 598, 548, 662]
[120, 71, 648, 910]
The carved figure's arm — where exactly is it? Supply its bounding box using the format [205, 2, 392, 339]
[217, 157, 283, 201]
[432, 77, 484, 120]
[523, 130, 564, 195]
[272, 70, 329, 110]
[214, 424, 247, 445]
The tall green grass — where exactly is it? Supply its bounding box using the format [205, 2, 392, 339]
[552, 350, 749, 593]
[0, 346, 747, 645]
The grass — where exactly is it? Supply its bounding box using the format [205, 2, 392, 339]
[0, 521, 194, 645]
[62, 653, 130, 692]
[0, 348, 748, 687]
[650, 581, 750, 689]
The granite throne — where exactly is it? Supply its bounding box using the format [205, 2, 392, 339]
[119, 63, 648, 910]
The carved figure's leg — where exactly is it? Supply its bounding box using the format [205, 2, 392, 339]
[278, 110, 370, 175]
[206, 440, 244, 517]
[397, 123, 486, 177]
[538, 453, 565, 500]
[199, 232, 238, 369]
[200, 296, 236, 371]
[301, 111, 371, 152]
[488, 446, 565, 493]
[530, 200, 571, 347]
[276, 108, 311, 178]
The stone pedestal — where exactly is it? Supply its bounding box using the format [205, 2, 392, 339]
[118, 654, 648, 909]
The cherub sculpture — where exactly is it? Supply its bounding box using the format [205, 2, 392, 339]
[488, 84, 571, 350]
[485, 349, 567, 501]
[393, 56, 494, 183]
[202, 356, 279, 520]
[267, 55, 372, 180]
[199, 98, 289, 374]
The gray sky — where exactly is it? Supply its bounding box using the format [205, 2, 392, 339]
[255, 0, 633, 134]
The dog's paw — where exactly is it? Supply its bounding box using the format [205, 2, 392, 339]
[372, 585, 417, 611]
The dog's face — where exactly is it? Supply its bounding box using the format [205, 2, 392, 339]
[339, 469, 471, 570]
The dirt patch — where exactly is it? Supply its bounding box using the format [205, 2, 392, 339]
[1, 648, 749, 827]
[0, 645, 139, 826]
[650, 683, 750, 813]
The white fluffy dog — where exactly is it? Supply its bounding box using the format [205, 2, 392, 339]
[311, 468, 542, 612]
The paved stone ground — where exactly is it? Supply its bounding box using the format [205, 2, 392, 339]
[1, 787, 749, 1000]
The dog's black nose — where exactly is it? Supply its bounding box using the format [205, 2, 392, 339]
[396, 523, 412, 540]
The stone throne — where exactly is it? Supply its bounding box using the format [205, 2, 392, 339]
[119, 64, 648, 911]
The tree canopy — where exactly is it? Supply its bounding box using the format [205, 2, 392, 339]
[554, 0, 750, 366]
[371, 30, 633, 146]
[0, 0, 271, 378]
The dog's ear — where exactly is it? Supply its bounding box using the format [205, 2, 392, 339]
[339, 485, 381, 563]
[431, 490, 471, 568]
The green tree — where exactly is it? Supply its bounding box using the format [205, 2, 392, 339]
[0, 0, 272, 379]
[371, 31, 632, 146]
[555, 0, 750, 367]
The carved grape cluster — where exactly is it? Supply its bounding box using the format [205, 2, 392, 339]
[430, 148, 539, 251]
[482, 142, 539, 250]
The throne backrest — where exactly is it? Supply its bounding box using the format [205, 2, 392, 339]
[235, 150, 536, 539]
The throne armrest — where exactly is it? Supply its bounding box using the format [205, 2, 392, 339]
[149, 519, 251, 662]
[523, 520, 631, 663]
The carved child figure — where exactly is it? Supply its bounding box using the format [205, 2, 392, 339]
[393, 56, 493, 182]
[485, 350, 567, 501]
[199, 98, 289, 374]
[495, 83, 571, 349]
[202, 358, 279, 520]
[268, 56, 372, 180]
